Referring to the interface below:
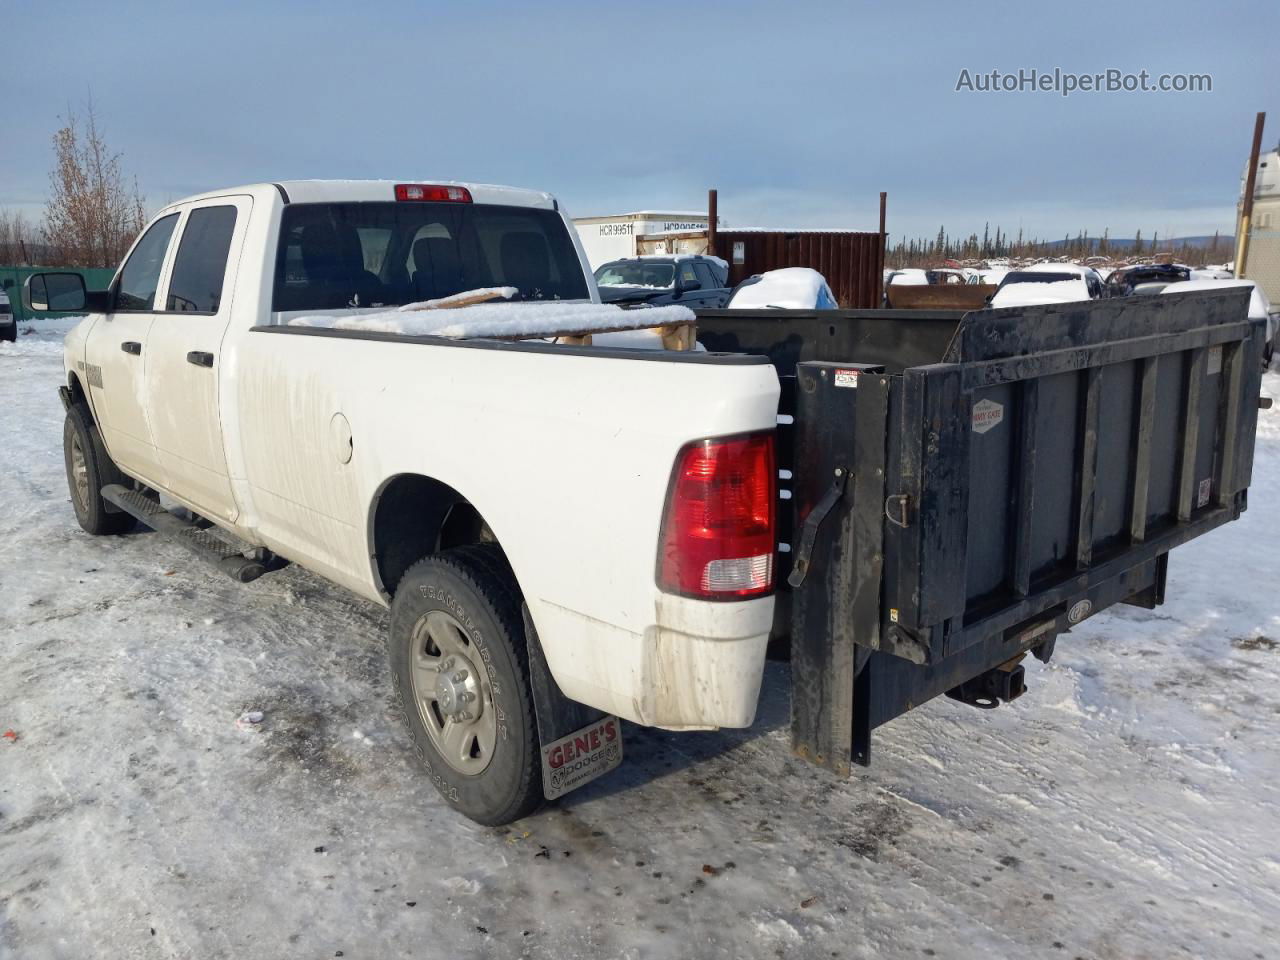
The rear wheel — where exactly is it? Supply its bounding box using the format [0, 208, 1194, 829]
[389, 544, 541, 825]
[63, 404, 135, 535]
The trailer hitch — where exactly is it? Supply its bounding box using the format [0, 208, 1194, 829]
[787, 468, 849, 588]
[945, 656, 1027, 710]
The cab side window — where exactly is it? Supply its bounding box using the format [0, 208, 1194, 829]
[693, 262, 718, 289]
[678, 261, 700, 289]
[166, 206, 238, 313]
[114, 214, 179, 312]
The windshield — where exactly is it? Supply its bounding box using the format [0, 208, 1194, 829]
[594, 262, 674, 288]
[997, 271, 1079, 290]
[273, 202, 588, 311]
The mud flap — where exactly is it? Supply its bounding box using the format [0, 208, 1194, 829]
[522, 604, 622, 799]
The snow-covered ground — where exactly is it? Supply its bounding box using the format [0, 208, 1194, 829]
[2, 321, 1278, 960]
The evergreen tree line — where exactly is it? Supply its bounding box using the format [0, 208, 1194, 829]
[887, 222, 1230, 268]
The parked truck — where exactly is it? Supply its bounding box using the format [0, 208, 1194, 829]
[26, 180, 1268, 824]
[0, 284, 13, 341]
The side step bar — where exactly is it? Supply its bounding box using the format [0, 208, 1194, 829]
[101, 484, 267, 583]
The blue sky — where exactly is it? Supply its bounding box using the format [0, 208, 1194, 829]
[3, 0, 1275, 245]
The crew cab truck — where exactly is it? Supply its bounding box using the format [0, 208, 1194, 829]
[26, 180, 1267, 824]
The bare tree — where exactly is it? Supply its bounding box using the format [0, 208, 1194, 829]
[43, 101, 147, 267]
[0, 209, 38, 265]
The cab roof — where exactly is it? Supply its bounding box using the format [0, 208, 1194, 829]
[162, 179, 558, 211]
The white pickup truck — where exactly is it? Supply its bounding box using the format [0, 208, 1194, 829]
[27, 179, 1266, 826]
[28, 180, 779, 824]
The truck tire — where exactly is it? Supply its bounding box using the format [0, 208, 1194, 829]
[389, 544, 542, 825]
[63, 404, 136, 535]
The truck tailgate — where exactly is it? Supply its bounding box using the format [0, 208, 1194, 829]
[770, 289, 1265, 772]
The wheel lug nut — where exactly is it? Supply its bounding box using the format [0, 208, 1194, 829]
[452, 671, 466, 682]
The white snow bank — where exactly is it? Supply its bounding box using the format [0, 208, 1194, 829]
[291, 301, 695, 339]
[729, 267, 833, 309]
[0, 315, 84, 357]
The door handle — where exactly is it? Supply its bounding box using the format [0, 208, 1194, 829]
[186, 351, 214, 368]
[121, 341, 142, 355]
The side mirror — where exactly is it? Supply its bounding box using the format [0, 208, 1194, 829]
[25, 272, 88, 312]
[675, 278, 698, 296]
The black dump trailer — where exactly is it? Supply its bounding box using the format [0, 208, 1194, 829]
[697, 289, 1266, 776]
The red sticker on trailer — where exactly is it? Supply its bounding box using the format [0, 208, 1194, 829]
[833, 369, 860, 388]
[971, 399, 1004, 434]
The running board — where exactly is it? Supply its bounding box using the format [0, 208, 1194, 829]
[100, 484, 267, 583]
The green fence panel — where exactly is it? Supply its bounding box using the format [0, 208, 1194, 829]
[0, 265, 116, 324]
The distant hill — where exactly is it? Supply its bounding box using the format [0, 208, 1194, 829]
[1042, 235, 1227, 252]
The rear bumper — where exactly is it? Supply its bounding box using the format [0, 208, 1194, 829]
[531, 593, 774, 730]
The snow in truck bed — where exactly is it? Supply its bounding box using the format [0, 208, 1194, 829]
[2, 319, 1279, 959]
[289, 296, 695, 340]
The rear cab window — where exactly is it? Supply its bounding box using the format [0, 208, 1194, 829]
[594, 261, 674, 288]
[272, 202, 588, 313]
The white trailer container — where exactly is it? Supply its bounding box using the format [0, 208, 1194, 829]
[572, 211, 710, 268]
[1237, 145, 1280, 305]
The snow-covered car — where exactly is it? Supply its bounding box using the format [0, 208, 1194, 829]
[0, 284, 14, 341]
[728, 267, 838, 309]
[884, 268, 928, 287]
[1105, 263, 1191, 297]
[1191, 267, 1235, 281]
[1161, 277, 1276, 367]
[593, 254, 730, 309]
[989, 262, 1105, 308]
[21, 180, 1266, 826]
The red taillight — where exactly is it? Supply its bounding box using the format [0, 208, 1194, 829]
[658, 432, 777, 600]
[394, 184, 473, 203]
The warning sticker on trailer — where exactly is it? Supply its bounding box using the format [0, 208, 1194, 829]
[971, 398, 1004, 434]
[541, 716, 623, 800]
[834, 369, 860, 388]
[1207, 346, 1223, 376]
[1197, 477, 1212, 508]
